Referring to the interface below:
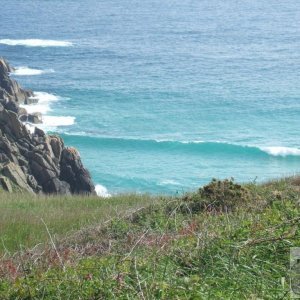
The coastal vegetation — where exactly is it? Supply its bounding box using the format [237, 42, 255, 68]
[0, 177, 299, 299]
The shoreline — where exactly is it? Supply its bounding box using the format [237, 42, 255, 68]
[0, 57, 96, 195]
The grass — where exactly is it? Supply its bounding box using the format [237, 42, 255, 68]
[0, 177, 300, 299]
[0, 191, 157, 253]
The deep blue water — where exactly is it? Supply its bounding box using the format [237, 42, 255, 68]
[1, 0, 300, 195]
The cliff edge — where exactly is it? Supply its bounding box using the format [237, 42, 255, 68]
[0, 58, 95, 195]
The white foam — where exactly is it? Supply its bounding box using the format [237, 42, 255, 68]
[181, 140, 204, 144]
[34, 91, 60, 102]
[152, 138, 204, 144]
[95, 184, 111, 198]
[42, 116, 75, 127]
[261, 146, 300, 157]
[158, 179, 180, 186]
[25, 123, 36, 134]
[0, 39, 73, 47]
[24, 116, 75, 132]
[20, 91, 60, 114]
[20, 91, 75, 132]
[13, 66, 54, 76]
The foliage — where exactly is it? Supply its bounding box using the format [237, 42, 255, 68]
[1, 177, 300, 299]
[181, 178, 252, 213]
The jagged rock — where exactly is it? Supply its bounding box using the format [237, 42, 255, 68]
[49, 135, 64, 160]
[0, 136, 20, 164]
[60, 147, 95, 194]
[2, 162, 34, 193]
[44, 178, 71, 194]
[0, 176, 12, 192]
[0, 58, 96, 195]
[25, 97, 38, 105]
[27, 174, 41, 192]
[1, 99, 18, 113]
[29, 151, 59, 186]
[0, 153, 10, 165]
[0, 58, 33, 103]
[0, 59, 14, 74]
[28, 112, 42, 124]
[18, 112, 43, 124]
[34, 127, 45, 137]
[18, 157, 28, 167]
[0, 105, 31, 140]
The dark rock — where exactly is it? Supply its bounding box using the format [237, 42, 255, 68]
[49, 135, 64, 160]
[29, 151, 59, 186]
[27, 174, 40, 191]
[34, 127, 46, 137]
[0, 153, 10, 164]
[2, 99, 19, 113]
[0, 58, 96, 195]
[0, 59, 14, 74]
[0, 108, 31, 140]
[0, 57, 33, 103]
[2, 162, 34, 193]
[25, 97, 38, 105]
[18, 157, 28, 167]
[0, 136, 20, 163]
[60, 147, 96, 194]
[28, 112, 42, 124]
[0, 176, 13, 192]
[44, 178, 71, 194]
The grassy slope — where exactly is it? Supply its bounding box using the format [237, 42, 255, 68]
[1, 178, 300, 299]
[0, 192, 156, 253]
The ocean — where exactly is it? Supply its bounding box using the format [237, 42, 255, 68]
[1, 0, 299, 196]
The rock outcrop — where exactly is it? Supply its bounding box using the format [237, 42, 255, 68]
[0, 57, 95, 195]
[0, 58, 42, 124]
[0, 58, 33, 105]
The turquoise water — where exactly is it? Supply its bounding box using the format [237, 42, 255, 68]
[1, 0, 300, 195]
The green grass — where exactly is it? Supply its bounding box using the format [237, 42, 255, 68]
[0, 191, 157, 253]
[1, 177, 300, 299]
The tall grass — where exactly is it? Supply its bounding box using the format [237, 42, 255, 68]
[0, 191, 157, 253]
[1, 178, 300, 299]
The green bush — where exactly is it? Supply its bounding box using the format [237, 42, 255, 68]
[182, 178, 251, 213]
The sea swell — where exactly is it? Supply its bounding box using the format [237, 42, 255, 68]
[61, 134, 300, 159]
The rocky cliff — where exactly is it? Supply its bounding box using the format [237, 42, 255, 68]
[0, 58, 95, 195]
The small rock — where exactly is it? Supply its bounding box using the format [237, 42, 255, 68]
[28, 112, 42, 124]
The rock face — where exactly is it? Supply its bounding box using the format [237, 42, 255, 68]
[0, 58, 33, 111]
[0, 58, 96, 195]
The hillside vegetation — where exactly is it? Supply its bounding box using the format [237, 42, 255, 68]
[1, 177, 300, 299]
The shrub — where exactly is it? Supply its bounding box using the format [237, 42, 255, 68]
[182, 178, 251, 213]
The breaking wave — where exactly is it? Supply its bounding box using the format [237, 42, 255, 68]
[259, 146, 300, 157]
[0, 39, 73, 47]
[20, 91, 60, 114]
[95, 184, 111, 198]
[59, 135, 300, 158]
[21, 92, 75, 132]
[13, 66, 54, 76]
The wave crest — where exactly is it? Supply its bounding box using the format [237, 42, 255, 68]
[95, 184, 111, 198]
[60, 134, 300, 159]
[13, 67, 54, 76]
[20, 91, 60, 114]
[260, 146, 300, 157]
[0, 39, 73, 47]
[20, 91, 75, 132]
[42, 116, 75, 127]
